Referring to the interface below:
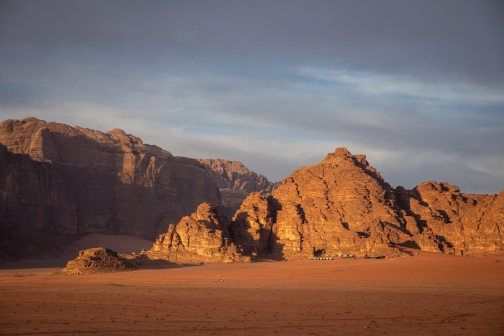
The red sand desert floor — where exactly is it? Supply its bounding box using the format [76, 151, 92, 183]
[1, 251, 503, 336]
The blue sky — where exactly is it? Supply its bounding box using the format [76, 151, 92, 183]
[1, 0, 503, 193]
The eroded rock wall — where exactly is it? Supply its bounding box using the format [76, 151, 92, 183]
[396, 182, 504, 255]
[0, 118, 221, 242]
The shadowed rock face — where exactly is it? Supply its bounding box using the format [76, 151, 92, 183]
[197, 159, 279, 220]
[0, 118, 221, 244]
[229, 192, 277, 258]
[148, 203, 249, 263]
[229, 148, 504, 259]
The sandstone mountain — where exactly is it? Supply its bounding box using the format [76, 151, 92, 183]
[147, 202, 249, 263]
[229, 148, 503, 259]
[2, 118, 502, 263]
[0, 118, 221, 259]
[198, 158, 279, 220]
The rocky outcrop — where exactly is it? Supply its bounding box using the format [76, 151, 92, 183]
[61, 247, 135, 275]
[0, 118, 221, 242]
[147, 203, 249, 263]
[198, 159, 279, 220]
[396, 182, 504, 255]
[231, 148, 408, 259]
[229, 192, 277, 258]
[230, 148, 504, 259]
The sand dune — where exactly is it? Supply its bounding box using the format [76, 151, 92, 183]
[1, 250, 503, 335]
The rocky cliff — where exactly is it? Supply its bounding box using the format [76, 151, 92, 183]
[229, 148, 503, 259]
[395, 182, 504, 255]
[2, 119, 502, 263]
[198, 158, 279, 220]
[147, 203, 249, 263]
[0, 118, 221, 253]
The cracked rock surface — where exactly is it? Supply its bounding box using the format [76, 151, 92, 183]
[148, 203, 249, 263]
[230, 148, 503, 259]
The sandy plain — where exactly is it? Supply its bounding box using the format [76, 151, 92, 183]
[1, 240, 503, 336]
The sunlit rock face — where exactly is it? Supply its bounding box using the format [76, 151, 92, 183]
[395, 182, 504, 255]
[231, 148, 504, 259]
[148, 203, 249, 263]
[197, 158, 279, 221]
[0, 117, 221, 240]
[61, 247, 135, 275]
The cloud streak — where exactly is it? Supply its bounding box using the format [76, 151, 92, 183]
[299, 67, 504, 105]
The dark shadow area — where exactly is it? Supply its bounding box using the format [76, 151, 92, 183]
[229, 194, 285, 261]
[356, 231, 369, 238]
[437, 209, 452, 223]
[0, 258, 70, 270]
[382, 221, 414, 236]
[313, 248, 326, 257]
[394, 187, 429, 234]
[435, 235, 454, 251]
[397, 240, 421, 249]
[352, 157, 387, 185]
[124, 255, 204, 270]
[0, 132, 221, 262]
[392, 243, 418, 256]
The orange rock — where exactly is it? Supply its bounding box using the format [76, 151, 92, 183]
[61, 247, 135, 275]
[231, 148, 504, 259]
[148, 203, 249, 263]
[396, 182, 504, 255]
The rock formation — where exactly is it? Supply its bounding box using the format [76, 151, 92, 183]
[395, 182, 504, 255]
[2, 117, 502, 263]
[0, 118, 221, 247]
[61, 247, 135, 275]
[147, 203, 249, 263]
[198, 158, 279, 220]
[230, 148, 504, 259]
[230, 148, 408, 259]
[229, 192, 277, 259]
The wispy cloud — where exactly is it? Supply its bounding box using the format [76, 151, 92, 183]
[299, 66, 504, 105]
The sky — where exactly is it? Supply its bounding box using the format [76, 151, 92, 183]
[1, 0, 503, 194]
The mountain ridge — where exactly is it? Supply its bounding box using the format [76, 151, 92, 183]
[1, 118, 502, 261]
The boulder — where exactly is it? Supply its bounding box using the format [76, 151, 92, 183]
[61, 247, 135, 275]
